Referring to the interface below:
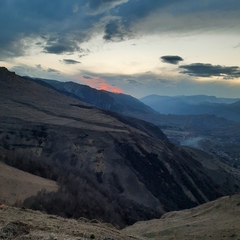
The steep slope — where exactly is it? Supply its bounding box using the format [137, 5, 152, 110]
[0, 67, 240, 227]
[35, 78, 155, 116]
[32, 78, 240, 141]
[124, 193, 240, 240]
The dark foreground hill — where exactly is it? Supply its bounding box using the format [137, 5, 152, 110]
[1, 67, 240, 228]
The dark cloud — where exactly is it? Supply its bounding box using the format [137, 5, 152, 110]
[161, 55, 184, 65]
[103, 19, 132, 42]
[43, 36, 81, 54]
[0, 0, 98, 57]
[179, 63, 240, 78]
[47, 68, 60, 74]
[44, 44, 79, 54]
[113, 0, 240, 37]
[62, 59, 81, 65]
[0, 0, 239, 58]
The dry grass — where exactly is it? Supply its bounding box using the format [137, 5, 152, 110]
[0, 162, 58, 205]
[123, 194, 240, 240]
[1, 194, 240, 240]
[0, 205, 142, 240]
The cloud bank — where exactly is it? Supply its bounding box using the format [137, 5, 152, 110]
[161, 55, 184, 65]
[179, 63, 240, 79]
[1, 0, 239, 57]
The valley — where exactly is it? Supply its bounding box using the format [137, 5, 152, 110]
[34, 76, 240, 170]
[0, 67, 240, 236]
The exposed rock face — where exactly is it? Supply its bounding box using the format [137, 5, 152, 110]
[0, 67, 240, 227]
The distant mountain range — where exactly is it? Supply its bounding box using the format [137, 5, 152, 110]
[140, 94, 240, 122]
[31, 77, 240, 126]
[1, 67, 240, 227]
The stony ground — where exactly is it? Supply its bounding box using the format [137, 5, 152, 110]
[0, 205, 142, 240]
[1, 194, 240, 240]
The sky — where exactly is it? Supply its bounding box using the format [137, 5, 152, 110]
[1, 0, 240, 99]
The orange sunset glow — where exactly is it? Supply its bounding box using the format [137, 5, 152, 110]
[79, 76, 123, 94]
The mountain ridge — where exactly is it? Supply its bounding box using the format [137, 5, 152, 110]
[1, 67, 240, 227]
[140, 94, 240, 121]
[32, 77, 156, 116]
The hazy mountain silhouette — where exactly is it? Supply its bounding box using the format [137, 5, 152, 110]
[140, 94, 240, 121]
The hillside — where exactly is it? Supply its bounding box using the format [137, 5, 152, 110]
[1, 193, 240, 240]
[33, 78, 155, 116]
[0, 205, 139, 240]
[1, 67, 240, 227]
[124, 193, 240, 240]
[0, 161, 58, 205]
[31, 78, 240, 149]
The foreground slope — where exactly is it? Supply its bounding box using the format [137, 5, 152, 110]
[1, 194, 239, 240]
[124, 193, 240, 240]
[0, 67, 240, 227]
[0, 205, 139, 240]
